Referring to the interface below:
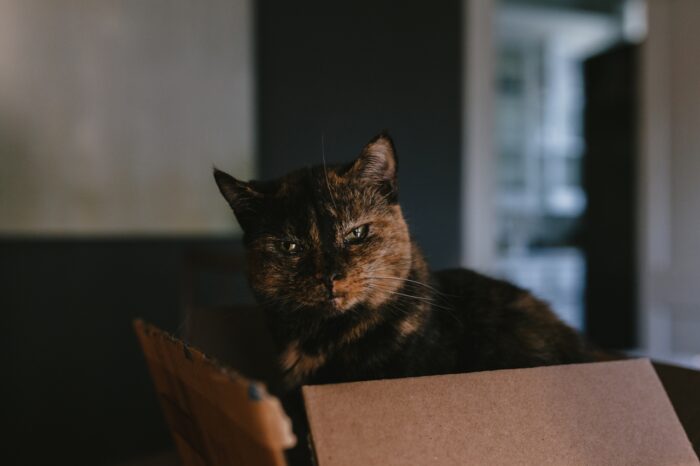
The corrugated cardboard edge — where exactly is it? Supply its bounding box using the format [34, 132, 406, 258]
[134, 319, 296, 466]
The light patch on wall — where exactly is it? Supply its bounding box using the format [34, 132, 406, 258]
[0, 0, 253, 235]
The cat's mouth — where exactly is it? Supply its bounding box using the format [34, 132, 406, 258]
[329, 292, 357, 312]
[326, 278, 362, 312]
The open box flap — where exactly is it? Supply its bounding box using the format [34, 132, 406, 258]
[134, 319, 296, 466]
[303, 359, 699, 466]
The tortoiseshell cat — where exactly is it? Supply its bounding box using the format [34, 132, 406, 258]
[214, 132, 592, 391]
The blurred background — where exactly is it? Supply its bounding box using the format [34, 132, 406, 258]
[1, 0, 698, 464]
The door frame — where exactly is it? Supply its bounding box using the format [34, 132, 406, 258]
[461, 0, 497, 271]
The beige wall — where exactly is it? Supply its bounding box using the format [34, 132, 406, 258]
[0, 0, 253, 235]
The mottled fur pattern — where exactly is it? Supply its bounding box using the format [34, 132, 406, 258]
[214, 133, 592, 391]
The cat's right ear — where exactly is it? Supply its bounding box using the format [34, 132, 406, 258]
[348, 132, 399, 202]
[213, 168, 262, 230]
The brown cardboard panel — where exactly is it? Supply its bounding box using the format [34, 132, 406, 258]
[303, 359, 699, 466]
[134, 320, 296, 466]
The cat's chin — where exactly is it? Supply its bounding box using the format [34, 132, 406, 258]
[313, 295, 360, 315]
[259, 295, 360, 315]
[331, 296, 356, 312]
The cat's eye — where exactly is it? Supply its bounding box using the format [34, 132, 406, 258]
[279, 241, 299, 255]
[344, 224, 369, 244]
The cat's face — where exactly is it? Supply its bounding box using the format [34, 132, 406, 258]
[215, 134, 412, 314]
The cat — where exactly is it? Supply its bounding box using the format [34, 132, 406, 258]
[214, 132, 593, 391]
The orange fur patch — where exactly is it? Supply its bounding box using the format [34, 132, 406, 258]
[280, 341, 327, 387]
[398, 314, 422, 337]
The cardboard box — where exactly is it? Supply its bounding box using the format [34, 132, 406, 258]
[135, 316, 700, 466]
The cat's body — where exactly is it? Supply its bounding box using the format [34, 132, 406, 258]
[214, 133, 592, 391]
[267, 244, 589, 389]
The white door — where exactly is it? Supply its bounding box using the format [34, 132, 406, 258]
[641, 0, 700, 368]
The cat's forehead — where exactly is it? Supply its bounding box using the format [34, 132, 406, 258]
[272, 165, 349, 207]
[276, 165, 342, 192]
[267, 165, 379, 232]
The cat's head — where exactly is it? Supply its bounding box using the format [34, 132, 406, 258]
[214, 133, 412, 314]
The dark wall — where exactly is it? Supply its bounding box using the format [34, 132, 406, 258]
[256, 0, 463, 268]
[2, 237, 246, 465]
[582, 44, 638, 349]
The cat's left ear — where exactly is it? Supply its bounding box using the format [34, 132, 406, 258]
[213, 168, 263, 231]
[350, 132, 398, 199]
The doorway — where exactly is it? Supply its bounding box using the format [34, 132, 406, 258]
[491, 0, 627, 330]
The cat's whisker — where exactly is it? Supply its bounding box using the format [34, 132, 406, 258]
[364, 274, 438, 290]
[365, 283, 447, 309]
[382, 304, 417, 322]
[362, 274, 459, 298]
[371, 287, 434, 304]
[367, 278, 441, 299]
[365, 283, 463, 324]
[361, 275, 458, 310]
[321, 133, 339, 212]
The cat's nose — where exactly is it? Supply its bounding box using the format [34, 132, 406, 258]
[330, 271, 345, 282]
[324, 271, 345, 297]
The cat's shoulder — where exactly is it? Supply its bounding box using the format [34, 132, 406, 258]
[433, 267, 524, 295]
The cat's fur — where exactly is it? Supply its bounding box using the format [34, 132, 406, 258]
[214, 132, 592, 391]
